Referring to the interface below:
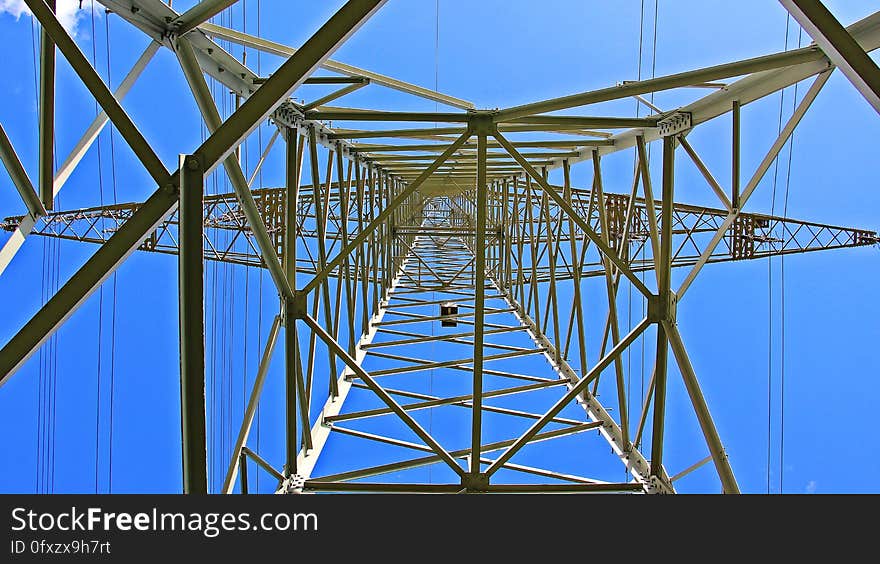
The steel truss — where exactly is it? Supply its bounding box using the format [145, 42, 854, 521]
[0, 0, 878, 494]
[5, 181, 875, 273]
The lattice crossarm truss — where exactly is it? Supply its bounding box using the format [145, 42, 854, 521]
[6, 186, 875, 277]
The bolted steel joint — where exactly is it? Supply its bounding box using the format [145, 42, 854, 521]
[184, 153, 203, 171]
[286, 292, 309, 321]
[657, 111, 692, 137]
[647, 475, 674, 494]
[278, 473, 306, 494]
[162, 181, 179, 196]
[647, 290, 678, 324]
[468, 111, 497, 136]
[460, 472, 490, 492]
[282, 124, 299, 143]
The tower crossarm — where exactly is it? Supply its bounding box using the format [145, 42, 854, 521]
[5, 184, 874, 277]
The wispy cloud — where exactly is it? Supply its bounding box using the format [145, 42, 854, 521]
[0, 0, 100, 38]
[805, 480, 818, 494]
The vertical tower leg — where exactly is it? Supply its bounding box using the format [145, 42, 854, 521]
[650, 135, 675, 481]
[179, 154, 207, 494]
[38, 0, 55, 211]
[470, 125, 487, 480]
[284, 129, 300, 479]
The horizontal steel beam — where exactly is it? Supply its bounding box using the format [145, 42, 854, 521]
[779, 0, 880, 113]
[198, 21, 475, 109]
[332, 121, 649, 140]
[354, 140, 612, 152]
[496, 43, 829, 121]
[302, 76, 369, 85]
[173, 0, 239, 35]
[606, 12, 880, 152]
[311, 421, 602, 483]
[306, 109, 470, 122]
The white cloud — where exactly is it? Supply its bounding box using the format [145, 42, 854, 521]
[0, 0, 29, 19]
[0, 0, 101, 38]
[805, 480, 818, 494]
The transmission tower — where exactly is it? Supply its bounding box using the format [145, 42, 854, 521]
[1, 0, 878, 494]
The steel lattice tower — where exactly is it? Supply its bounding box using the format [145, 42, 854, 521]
[1, 0, 878, 494]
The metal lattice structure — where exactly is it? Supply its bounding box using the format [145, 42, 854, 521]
[1, 0, 879, 494]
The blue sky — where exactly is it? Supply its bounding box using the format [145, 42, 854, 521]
[0, 0, 878, 494]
